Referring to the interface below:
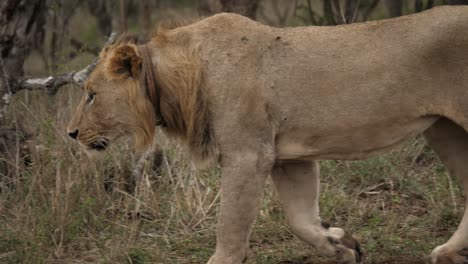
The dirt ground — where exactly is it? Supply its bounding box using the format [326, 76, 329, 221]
[278, 256, 428, 264]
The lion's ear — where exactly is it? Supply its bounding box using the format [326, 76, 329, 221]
[105, 44, 142, 80]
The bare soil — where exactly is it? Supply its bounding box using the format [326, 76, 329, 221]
[278, 256, 428, 264]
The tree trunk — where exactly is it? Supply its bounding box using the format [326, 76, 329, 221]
[446, 0, 468, 4]
[0, 0, 46, 80]
[87, 0, 112, 36]
[0, 0, 46, 114]
[0, 0, 46, 175]
[119, 0, 128, 32]
[199, 0, 259, 19]
[331, 0, 359, 24]
[323, 0, 336, 25]
[220, 0, 258, 19]
[362, 0, 381, 21]
[139, 0, 152, 39]
[48, 0, 80, 73]
[415, 0, 424, 12]
[384, 0, 402, 17]
[344, 0, 359, 23]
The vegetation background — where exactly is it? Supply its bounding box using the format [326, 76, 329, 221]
[1, 0, 467, 263]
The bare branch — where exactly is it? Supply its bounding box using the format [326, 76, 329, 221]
[4, 32, 117, 96]
[18, 73, 74, 94]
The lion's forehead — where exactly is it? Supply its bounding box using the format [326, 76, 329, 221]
[85, 67, 111, 90]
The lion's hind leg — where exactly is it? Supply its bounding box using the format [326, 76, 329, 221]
[271, 160, 364, 264]
[424, 118, 468, 264]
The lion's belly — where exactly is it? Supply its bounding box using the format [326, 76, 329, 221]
[275, 116, 438, 161]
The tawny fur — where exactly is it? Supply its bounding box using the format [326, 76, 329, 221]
[150, 26, 217, 165]
[105, 44, 142, 80]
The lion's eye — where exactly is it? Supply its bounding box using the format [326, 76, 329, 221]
[86, 92, 95, 105]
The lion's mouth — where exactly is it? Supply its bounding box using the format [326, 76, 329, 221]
[88, 139, 109, 151]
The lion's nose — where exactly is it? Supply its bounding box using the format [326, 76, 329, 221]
[68, 129, 79, 140]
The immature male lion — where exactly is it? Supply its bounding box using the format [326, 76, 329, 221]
[67, 6, 468, 264]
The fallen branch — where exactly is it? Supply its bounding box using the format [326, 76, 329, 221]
[3, 32, 117, 97]
[12, 62, 96, 95]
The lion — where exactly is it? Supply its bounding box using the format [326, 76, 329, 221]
[67, 6, 468, 264]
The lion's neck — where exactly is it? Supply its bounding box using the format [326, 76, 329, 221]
[152, 43, 218, 165]
[138, 45, 166, 127]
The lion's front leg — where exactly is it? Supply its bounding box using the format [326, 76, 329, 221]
[208, 151, 271, 264]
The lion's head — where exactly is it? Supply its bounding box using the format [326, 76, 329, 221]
[67, 30, 217, 165]
[67, 40, 156, 155]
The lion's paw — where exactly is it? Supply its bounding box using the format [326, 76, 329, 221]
[206, 250, 251, 264]
[327, 230, 364, 264]
[431, 245, 468, 264]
